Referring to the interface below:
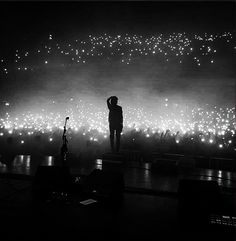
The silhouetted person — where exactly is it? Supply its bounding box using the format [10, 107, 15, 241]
[107, 96, 123, 153]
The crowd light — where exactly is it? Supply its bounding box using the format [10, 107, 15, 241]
[0, 98, 234, 150]
[0, 31, 235, 150]
[0, 31, 234, 74]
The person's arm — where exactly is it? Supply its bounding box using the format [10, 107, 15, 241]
[107, 96, 112, 110]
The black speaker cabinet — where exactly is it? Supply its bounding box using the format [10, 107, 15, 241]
[84, 169, 124, 199]
[178, 179, 221, 226]
[32, 166, 72, 201]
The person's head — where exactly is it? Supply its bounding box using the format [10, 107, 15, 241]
[111, 96, 118, 106]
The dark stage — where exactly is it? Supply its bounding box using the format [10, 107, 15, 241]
[0, 152, 236, 241]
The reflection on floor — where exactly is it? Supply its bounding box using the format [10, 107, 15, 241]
[0, 153, 236, 192]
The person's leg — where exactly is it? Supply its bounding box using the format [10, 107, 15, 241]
[116, 129, 121, 152]
[109, 126, 115, 152]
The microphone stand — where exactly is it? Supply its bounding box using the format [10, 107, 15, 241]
[61, 117, 69, 165]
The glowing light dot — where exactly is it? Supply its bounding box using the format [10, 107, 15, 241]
[219, 144, 223, 148]
[45, 61, 48, 64]
[21, 140, 24, 144]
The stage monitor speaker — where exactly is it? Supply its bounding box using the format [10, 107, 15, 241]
[178, 179, 221, 226]
[32, 166, 72, 201]
[84, 169, 124, 199]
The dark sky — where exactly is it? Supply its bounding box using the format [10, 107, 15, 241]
[0, 1, 235, 43]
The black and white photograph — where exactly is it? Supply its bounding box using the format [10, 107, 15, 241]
[0, 1, 235, 241]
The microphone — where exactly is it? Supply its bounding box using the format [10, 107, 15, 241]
[66, 117, 69, 120]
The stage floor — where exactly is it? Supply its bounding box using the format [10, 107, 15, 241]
[0, 152, 235, 241]
[0, 152, 236, 192]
